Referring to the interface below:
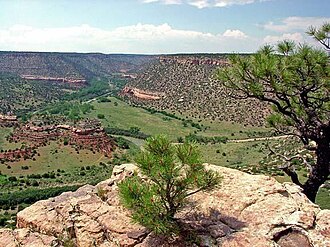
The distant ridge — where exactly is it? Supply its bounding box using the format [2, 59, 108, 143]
[0, 51, 156, 80]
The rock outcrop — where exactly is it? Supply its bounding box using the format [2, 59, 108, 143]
[8, 119, 115, 158]
[159, 56, 229, 66]
[21, 75, 87, 84]
[0, 114, 18, 127]
[122, 87, 164, 100]
[1, 164, 329, 247]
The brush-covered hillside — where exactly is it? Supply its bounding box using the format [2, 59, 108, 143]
[0, 73, 72, 115]
[122, 55, 271, 126]
[0, 52, 155, 80]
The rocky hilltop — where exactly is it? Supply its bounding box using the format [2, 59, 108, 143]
[158, 55, 229, 66]
[1, 164, 329, 247]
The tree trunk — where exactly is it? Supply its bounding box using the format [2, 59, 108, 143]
[302, 138, 330, 202]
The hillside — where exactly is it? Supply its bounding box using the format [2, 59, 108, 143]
[0, 52, 156, 80]
[0, 52, 271, 126]
[0, 73, 72, 115]
[122, 55, 271, 126]
[0, 52, 156, 115]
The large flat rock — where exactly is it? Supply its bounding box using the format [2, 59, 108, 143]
[1, 163, 329, 247]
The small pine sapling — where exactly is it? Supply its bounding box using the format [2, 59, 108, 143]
[119, 135, 221, 235]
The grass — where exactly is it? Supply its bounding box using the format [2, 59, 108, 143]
[0, 175, 7, 185]
[0, 127, 11, 144]
[86, 97, 271, 141]
[174, 112, 272, 140]
[0, 141, 110, 176]
[86, 97, 197, 140]
[0, 128, 26, 151]
[199, 141, 270, 167]
[114, 135, 145, 147]
[316, 188, 330, 209]
[275, 171, 308, 183]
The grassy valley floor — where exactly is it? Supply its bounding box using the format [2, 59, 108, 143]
[86, 97, 271, 140]
[0, 95, 328, 228]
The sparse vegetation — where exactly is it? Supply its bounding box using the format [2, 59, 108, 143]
[123, 56, 269, 126]
[0, 73, 72, 115]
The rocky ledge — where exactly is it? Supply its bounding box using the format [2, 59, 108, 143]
[0, 164, 329, 247]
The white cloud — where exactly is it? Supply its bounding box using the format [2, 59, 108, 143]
[142, 0, 159, 3]
[262, 16, 330, 32]
[2, 21, 323, 54]
[263, 32, 304, 44]
[260, 16, 330, 48]
[141, 0, 182, 5]
[0, 24, 252, 54]
[223, 29, 248, 39]
[142, 0, 270, 8]
[214, 0, 256, 7]
[188, 0, 210, 8]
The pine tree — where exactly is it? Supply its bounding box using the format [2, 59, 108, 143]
[118, 135, 221, 235]
[216, 26, 330, 202]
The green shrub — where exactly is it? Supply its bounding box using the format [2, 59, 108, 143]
[8, 176, 17, 182]
[118, 135, 221, 235]
[115, 137, 130, 149]
[63, 138, 69, 146]
[97, 114, 105, 119]
[105, 127, 150, 139]
[98, 96, 111, 103]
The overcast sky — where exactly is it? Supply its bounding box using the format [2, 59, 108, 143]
[0, 0, 329, 54]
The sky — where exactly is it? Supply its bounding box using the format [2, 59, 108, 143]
[0, 0, 329, 54]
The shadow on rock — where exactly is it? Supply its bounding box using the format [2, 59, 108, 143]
[141, 208, 247, 247]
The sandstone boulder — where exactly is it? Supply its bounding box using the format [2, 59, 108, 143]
[0, 163, 329, 247]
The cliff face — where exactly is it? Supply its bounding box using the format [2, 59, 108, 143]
[0, 164, 329, 247]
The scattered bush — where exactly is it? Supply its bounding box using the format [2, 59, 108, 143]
[97, 114, 105, 119]
[8, 176, 17, 182]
